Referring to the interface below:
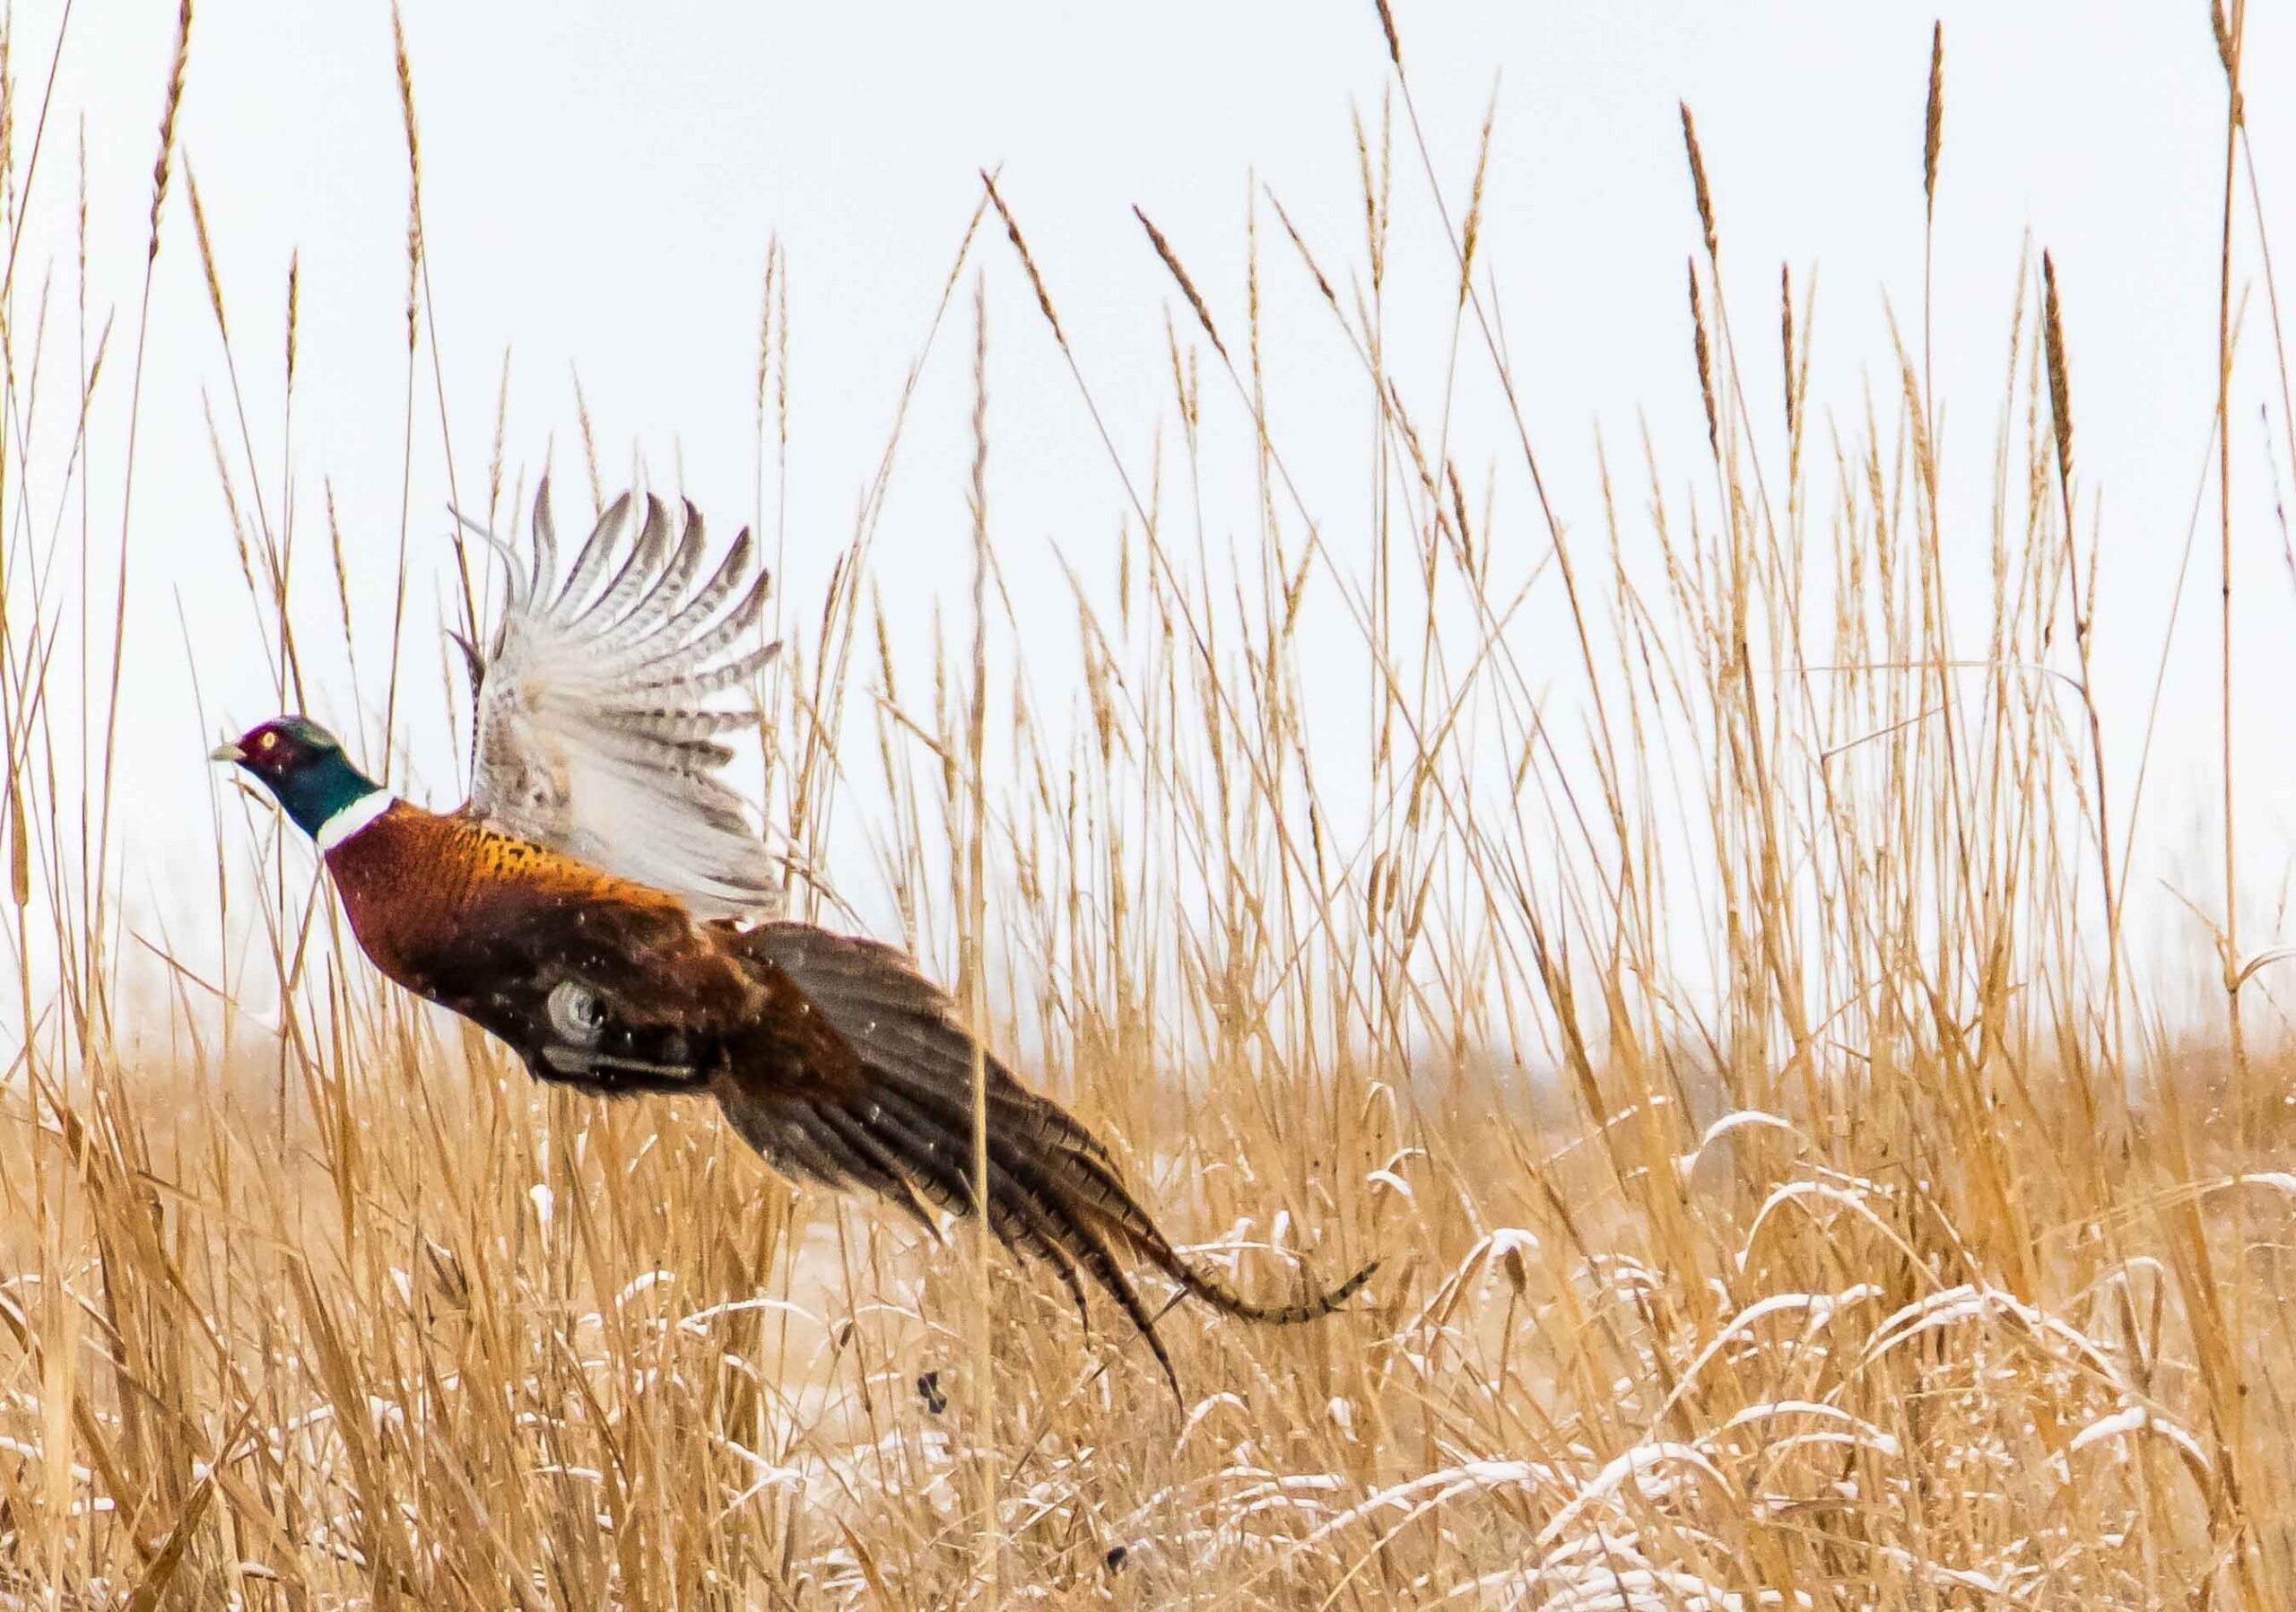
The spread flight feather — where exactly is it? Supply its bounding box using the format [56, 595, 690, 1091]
[460, 479, 781, 918]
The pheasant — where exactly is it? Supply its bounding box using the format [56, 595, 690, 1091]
[212, 484, 1373, 1398]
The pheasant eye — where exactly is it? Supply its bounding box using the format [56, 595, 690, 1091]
[547, 980, 606, 1047]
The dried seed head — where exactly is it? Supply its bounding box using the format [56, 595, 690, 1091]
[392, 3, 423, 350]
[774, 249, 790, 425]
[485, 348, 512, 532]
[285, 251, 300, 389]
[982, 170, 1066, 351]
[1372, 0, 1402, 68]
[1497, 1240, 1529, 1300]
[1779, 262, 1796, 438]
[1688, 258, 1718, 456]
[1680, 101, 1717, 261]
[2211, 3, 2244, 125]
[2041, 250, 2073, 486]
[573, 369, 604, 516]
[1134, 205, 1228, 363]
[1459, 102, 1494, 309]
[756, 241, 777, 414]
[185, 161, 227, 340]
[0, 24, 13, 229]
[1924, 22, 1944, 214]
[146, 0, 192, 265]
[1447, 459, 1473, 564]
[1266, 189, 1338, 311]
[6, 766, 26, 909]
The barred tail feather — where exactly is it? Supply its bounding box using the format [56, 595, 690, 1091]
[725, 921, 1377, 1400]
[1148, 1247, 1382, 1327]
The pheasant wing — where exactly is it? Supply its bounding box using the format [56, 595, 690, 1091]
[465, 479, 780, 917]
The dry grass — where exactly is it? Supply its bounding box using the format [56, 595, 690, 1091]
[4, 10, 2296, 1610]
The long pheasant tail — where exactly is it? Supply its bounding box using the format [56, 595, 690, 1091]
[939, 1083, 1378, 1403]
[1147, 1244, 1382, 1327]
[729, 922, 1380, 1406]
[910, 1081, 1376, 1406]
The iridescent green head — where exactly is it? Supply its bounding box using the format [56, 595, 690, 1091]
[212, 716, 389, 848]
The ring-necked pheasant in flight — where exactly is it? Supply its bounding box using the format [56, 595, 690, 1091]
[213, 484, 1373, 1398]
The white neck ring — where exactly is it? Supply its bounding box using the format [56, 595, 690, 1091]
[315, 789, 395, 853]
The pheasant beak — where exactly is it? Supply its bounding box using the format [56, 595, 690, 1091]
[209, 740, 246, 765]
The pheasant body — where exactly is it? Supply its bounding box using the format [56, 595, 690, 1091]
[326, 799, 757, 1081]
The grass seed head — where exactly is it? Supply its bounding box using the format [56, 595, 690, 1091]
[1135, 205, 1230, 364]
[2042, 249, 2074, 485]
[1681, 100, 1718, 261]
[1925, 22, 1944, 214]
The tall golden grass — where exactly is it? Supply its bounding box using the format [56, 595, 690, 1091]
[4, 5, 2293, 1608]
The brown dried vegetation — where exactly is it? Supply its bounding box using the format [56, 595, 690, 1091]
[3, 10, 2294, 1610]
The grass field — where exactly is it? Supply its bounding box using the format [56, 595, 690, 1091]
[4, 8, 2295, 1608]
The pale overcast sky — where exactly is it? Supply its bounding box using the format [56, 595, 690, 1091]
[12, 3, 2296, 1022]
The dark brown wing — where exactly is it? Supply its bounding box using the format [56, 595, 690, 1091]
[718, 920, 1378, 1400]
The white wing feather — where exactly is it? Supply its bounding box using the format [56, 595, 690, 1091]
[465, 480, 781, 916]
